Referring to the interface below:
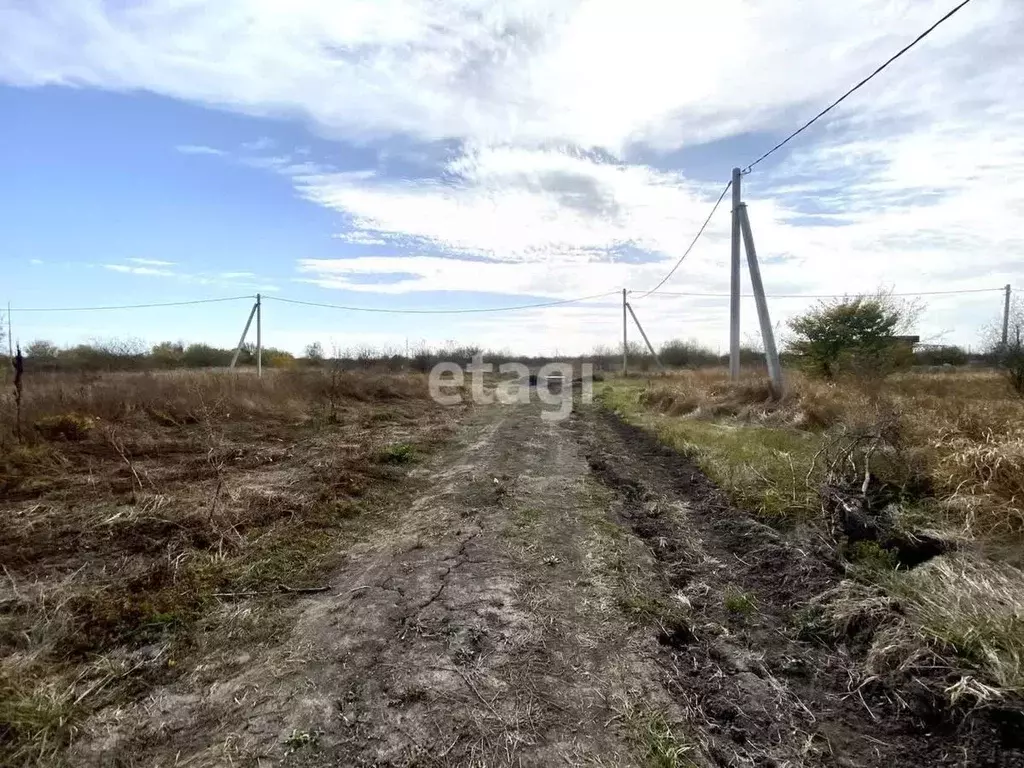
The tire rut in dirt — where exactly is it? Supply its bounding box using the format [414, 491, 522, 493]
[569, 407, 1021, 768]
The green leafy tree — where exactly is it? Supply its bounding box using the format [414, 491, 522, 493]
[787, 294, 918, 380]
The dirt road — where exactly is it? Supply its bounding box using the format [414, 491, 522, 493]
[73, 398, 1020, 767]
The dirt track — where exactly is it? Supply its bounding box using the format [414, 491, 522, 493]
[73, 398, 1023, 767]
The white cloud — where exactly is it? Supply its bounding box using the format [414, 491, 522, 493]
[332, 231, 390, 246]
[100, 263, 278, 293]
[241, 137, 275, 151]
[298, 254, 634, 297]
[104, 264, 175, 277]
[2, 1, 1016, 152]
[128, 257, 176, 266]
[29, 259, 44, 265]
[175, 144, 225, 156]
[295, 148, 727, 265]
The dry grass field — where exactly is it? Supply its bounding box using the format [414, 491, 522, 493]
[0, 368, 454, 766]
[598, 368, 1024, 711]
[3, 364, 1022, 766]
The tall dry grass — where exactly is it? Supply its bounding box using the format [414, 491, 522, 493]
[601, 367, 1024, 704]
[0, 368, 431, 442]
[0, 367, 442, 765]
[617, 368, 1024, 541]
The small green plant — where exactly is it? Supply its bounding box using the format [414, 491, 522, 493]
[638, 710, 696, 768]
[284, 728, 320, 754]
[793, 604, 830, 642]
[846, 540, 898, 572]
[377, 442, 417, 465]
[615, 697, 696, 768]
[724, 587, 756, 615]
[0, 680, 82, 767]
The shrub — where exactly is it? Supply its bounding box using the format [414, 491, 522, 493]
[787, 293, 919, 381]
[182, 344, 232, 368]
[151, 341, 185, 369]
[262, 348, 296, 369]
[659, 339, 718, 368]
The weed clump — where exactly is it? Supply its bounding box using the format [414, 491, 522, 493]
[723, 587, 756, 615]
[34, 413, 94, 441]
[377, 442, 417, 465]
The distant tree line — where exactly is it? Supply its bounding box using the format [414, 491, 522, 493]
[9, 322, 1008, 380]
[18, 339, 297, 372]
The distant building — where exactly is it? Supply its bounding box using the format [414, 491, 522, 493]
[886, 335, 920, 350]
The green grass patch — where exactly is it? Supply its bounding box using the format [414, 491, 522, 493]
[617, 700, 698, 768]
[723, 587, 757, 615]
[843, 540, 899, 574]
[376, 442, 418, 465]
[596, 381, 821, 521]
[512, 507, 544, 527]
[0, 676, 82, 767]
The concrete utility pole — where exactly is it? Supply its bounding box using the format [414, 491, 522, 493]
[230, 298, 259, 370]
[626, 302, 664, 369]
[739, 204, 783, 395]
[1003, 284, 1011, 348]
[729, 167, 742, 380]
[256, 293, 262, 379]
[622, 288, 628, 376]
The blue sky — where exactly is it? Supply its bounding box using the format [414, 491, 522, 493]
[1, 0, 1021, 355]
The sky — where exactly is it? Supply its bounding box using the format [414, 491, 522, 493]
[1, 0, 1021, 356]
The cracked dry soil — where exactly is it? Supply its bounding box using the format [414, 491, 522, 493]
[74, 399, 1023, 767]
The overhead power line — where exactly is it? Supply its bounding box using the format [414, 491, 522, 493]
[642, 286, 1005, 299]
[264, 290, 619, 314]
[632, 181, 733, 299]
[742, 0, 975, 174]
[11, 295, 254, 312]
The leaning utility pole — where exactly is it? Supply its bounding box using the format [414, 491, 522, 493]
[729, 167, 742, 380]
[622, 288, 628, 376]
[739, 204, 783, 394]
[230, 296, 259, 371]
[625, 302, 664, 369]
[1003, 284, 1011, 348]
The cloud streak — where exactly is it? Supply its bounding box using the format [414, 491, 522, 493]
[175, 144, 225, 157]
